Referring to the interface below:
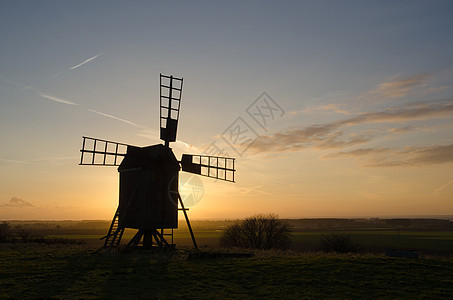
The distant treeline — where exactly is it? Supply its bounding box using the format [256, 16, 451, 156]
[0, 221, 85, 244]
[2, 218, 453, 234]
[282, 218, 453, 231]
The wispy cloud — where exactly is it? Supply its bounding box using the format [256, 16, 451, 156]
[87, 109, 140, 127]
[38, 93, 78, 106]
[290, 103, 351, 115]
[371, 74, 431, 98]
[69, 53, 102, 70]
[336, 99, 453, 126]
[325, 144, 453, 167]
[316, 132, 372, 149]
[249, 99, 453, 154]
[387, 126, 415, 134]
[0, 196, 34, 208]
[249, 125, 373, 153]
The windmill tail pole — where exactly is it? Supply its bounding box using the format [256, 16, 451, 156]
[178, 194, 198, 250]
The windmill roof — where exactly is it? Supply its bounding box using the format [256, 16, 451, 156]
[118, 144, 179, 171]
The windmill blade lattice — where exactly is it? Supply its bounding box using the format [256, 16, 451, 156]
[160, 74, 183, 146]
[181, 154, 235, 182]
[80, 136, 129, 166]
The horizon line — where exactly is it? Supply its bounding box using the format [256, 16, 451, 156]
[3, 215, 453, 222]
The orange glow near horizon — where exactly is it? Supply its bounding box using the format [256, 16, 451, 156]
[1, 2, 453, 221]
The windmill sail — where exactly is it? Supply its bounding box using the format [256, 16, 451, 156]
[160, 74, 183, 145]
[80, 136, 129, 166]
[181, 154, 235, 182]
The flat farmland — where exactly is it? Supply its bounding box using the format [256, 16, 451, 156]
[34, 219, 453, 254]
[45, 230, 453, 253]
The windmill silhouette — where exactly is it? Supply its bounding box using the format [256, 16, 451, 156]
[79, 74, 235, 250]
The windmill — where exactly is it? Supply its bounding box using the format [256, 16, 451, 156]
[79, 74, 235, 250]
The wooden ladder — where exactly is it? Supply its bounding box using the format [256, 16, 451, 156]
[102, 206, 125, 248]
[102, 185, 138, 249]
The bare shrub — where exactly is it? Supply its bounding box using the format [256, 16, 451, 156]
[319, 233, 360, 253]
[220, 214, 291, 250]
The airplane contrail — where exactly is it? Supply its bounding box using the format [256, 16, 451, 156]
[3, 75, 141, 128]
[0, 158, 37, 165]
[1, 77, 26, 87]
[1, 76, 35, 94]
[49, 53, 102, 78]
[38, 93, 79, 106]
[69, 53, 102, 70]
[88, 109, 140, 127]
[2, 77, 80, 106]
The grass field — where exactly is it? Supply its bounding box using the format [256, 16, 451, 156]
[1, 243, 453, 299]
[291, 230, 453, 252]
[2, 219, 453, 298]
[45, 228, 453, 254]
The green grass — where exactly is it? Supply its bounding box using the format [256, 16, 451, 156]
[1, 243, 453, 298]
[45, 229, 453, 252]
[290, 230, 453, 252]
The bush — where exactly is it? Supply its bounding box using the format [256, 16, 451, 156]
[319, 233, 359, 253]
[220, 214, 291, 250]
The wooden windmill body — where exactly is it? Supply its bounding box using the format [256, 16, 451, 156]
[79, 74, 235, 249]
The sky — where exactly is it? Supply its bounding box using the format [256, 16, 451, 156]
[1, 1, 453, 220]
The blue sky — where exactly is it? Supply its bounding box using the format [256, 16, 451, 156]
[1, 1, 453, 220]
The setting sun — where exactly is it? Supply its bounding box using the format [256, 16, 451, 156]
[1, 1, 452, 221]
